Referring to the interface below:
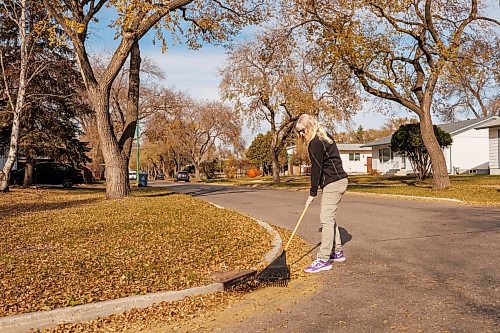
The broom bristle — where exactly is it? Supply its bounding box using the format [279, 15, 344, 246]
[256, 251, 290, 286]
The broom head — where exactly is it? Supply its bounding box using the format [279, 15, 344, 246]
[255, 250, 290, 286]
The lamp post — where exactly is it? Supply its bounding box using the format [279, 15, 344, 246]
[136, 121, 140, 186]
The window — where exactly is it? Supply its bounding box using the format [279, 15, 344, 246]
[349, 153, 360, 161]
[379, 148, 391, 163]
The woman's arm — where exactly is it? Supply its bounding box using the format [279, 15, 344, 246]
[308, 138, 324, 197]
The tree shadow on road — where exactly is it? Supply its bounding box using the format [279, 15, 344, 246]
[179, 186, 257, 197]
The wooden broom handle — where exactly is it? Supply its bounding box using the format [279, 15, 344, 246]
[284, 202, 310, 251]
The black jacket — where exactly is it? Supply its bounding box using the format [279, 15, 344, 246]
[308, 134, 348, 196]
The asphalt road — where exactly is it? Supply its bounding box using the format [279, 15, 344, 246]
[153, 181, 500, 332]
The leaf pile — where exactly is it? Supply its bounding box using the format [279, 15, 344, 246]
[0, 188, 273, 317]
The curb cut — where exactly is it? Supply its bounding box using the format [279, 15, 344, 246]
[0, 202, 283, 333]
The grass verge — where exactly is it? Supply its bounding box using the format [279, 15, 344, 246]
[0, 187, 273, 317]
[203, 174, 500, 206]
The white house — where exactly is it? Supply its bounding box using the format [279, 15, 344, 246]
[475, 117, 500, 175]
[362, 117, 497, 175]
[337, 144, 373, 174]
[286, 143, 372, 175]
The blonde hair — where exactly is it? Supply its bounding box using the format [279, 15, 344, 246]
[295, 114, 333, 144]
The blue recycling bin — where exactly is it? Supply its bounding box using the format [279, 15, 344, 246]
[138, 173, 148, 187]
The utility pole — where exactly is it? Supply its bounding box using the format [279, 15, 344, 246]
[136, 121, 140, 186]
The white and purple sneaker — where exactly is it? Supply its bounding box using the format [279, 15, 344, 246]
[304, 258, 332, 273]
[330, 251, 346, 262]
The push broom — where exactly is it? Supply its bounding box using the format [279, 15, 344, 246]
[256, 202, 311, 286]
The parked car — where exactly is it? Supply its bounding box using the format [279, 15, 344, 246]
[128, 170, 137, 180]
[155, 172, 165, 180]
[11, 162, 85, 188]
[174, 171, 190, 182]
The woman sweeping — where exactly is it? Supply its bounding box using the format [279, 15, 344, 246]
[295, 114, 349, 273]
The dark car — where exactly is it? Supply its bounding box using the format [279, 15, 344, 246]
[155, 172, 165, 180]
[174, 171, 190, 182]
[11, 162, 85, 188]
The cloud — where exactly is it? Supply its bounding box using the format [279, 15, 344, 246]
[143, 49, 228, 100]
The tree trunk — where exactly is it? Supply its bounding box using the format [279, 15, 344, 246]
[89, 41, 142, 198]
[118, 40, 141, 191]
[0, 0, 28, 192]
[23, 155, 34, 188]
[419, 113, 450, 190]
[269, 127, 280, 182]
[0, 111, 22, 192]
[194, 161, 200, 179]
[92, 88, 130, 199]
[272, 152, 280, 183]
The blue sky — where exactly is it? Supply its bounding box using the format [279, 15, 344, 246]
[86, 2, 498, 145]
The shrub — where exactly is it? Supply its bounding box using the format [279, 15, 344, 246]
[247, 168, 260, 178]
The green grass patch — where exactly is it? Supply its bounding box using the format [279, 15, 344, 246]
[0, 187, 273, 316]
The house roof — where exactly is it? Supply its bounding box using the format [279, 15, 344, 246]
[362, 117, 497, 148]
[438, 117, 492, 134]
[337, 143, 372, 151]
[474, 116, 500, 129]
[360, 135, 392, 148]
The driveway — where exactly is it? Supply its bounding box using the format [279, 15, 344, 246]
[152, 182, 500, 332]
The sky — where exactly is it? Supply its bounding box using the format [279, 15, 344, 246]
[87, 2, 499, 146]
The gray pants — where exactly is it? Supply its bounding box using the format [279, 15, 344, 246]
[318, 178, 348, 260]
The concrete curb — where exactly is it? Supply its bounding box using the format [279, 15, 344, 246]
[346, 191, 464, 203]
[0, 284, 223, 333]
[0, 202, 283, 333]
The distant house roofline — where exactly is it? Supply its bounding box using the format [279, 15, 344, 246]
[474, 116, 500, 129]
[362, 116, 497, 148]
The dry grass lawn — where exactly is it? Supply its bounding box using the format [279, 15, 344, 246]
[0, 187, 273, 317]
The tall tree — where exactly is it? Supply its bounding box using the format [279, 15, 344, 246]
[78, 55, 164, 181]
[246, 132, 288, 176]
[145, 92, 242, 179]
[42, 0, 269, 198]
[246, 133, 272, 175]
[0, 0, 50, 191]
[0, 8, 92, 187]
[221, 29, 358, 183]
[285, 0, 499, 190]
[353, 125, 365, 143]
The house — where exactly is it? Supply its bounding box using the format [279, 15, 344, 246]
[362, 117, 497, 175]
[475, 117, 500, 175]
[337, 144, 373, 174]
[286, 143, 373, 175]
